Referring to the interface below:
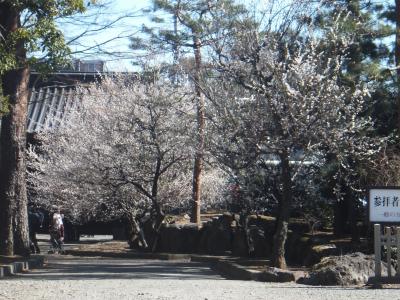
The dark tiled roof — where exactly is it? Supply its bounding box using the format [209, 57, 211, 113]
[2, 70, 137, 134]
[27, 86, 76, 133]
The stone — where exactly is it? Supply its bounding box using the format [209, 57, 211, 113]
[248, 215, 275, 237]
[180, 224, 200, 253]
[159, 224, 184, 252]
[258, 267, 296, 282]
[197, 215, 233, 255]
[214, 261, 255, 280]
[13, 262, 24, 273]
[303, 252, 389, 286]
[158, 223, 200, 253]
[205, 227, 232, 255]
[288, 219, 310, 234]
[248, 225, 269, 257]
[285, 233, 311, 265]
[303, 244, 339, 266]
[232, 230, 248, 257]
[2, 265, 13, 276]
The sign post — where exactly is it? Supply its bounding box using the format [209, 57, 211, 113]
[368, 187, 400, 284]
[373, 224, 381, 278]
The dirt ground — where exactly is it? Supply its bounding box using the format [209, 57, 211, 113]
[70, 240, 130, 253]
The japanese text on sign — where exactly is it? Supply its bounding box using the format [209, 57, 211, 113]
[369, 188, 400, 223]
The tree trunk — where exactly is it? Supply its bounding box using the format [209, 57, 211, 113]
[0, 4, 30, 256]
[347, 188, 360, 243]
[150, 156, 165, 251]
[333, 199, 347, 236]
[0, 67, 31, 257]
[190, 34, 205, 226]
[271, 152, 292, 269]
[127, 212, 148, 250]
[0, 194, 13, 256]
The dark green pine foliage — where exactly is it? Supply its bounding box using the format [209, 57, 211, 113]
[132, 0, 249, 224]
[317, 0, 394, 135]
[314, 1, 394, 238]
[130, 0, 248, 76]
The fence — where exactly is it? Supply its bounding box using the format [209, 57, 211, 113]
[374, 224, 400, 281]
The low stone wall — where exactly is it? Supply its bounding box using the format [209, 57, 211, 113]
[154, 213, 319, 266]
[0, 255, 46, 278]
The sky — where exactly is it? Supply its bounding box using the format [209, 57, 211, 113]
[64, 0, 265, 71]
[64, 0, 344, 72]
[64, 0, 154, 71]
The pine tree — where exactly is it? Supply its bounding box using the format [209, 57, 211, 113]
[133, 0, 247, 225]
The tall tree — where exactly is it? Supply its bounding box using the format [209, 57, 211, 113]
[315, 0, 395, 239]
[0, 0, 86, 256]
[135, 0, 247, 225]
[207, 4, 382, 268]
[394, 0, 400, 132]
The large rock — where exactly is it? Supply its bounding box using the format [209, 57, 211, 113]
[303, 252, 388, 286]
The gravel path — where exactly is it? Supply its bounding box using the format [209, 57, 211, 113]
[0, 255, 399, 300]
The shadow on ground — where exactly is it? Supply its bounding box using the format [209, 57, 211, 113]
[11, 256, 223, 281]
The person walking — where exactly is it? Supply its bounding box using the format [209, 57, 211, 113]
[49, 208, 65, 253]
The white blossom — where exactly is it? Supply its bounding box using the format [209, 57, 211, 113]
[28, 76, 196, 222]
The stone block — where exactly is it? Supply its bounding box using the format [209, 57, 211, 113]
[2, 265, 13, 276]
[13, 262, 24, 273]
[258, 267, 296, 282]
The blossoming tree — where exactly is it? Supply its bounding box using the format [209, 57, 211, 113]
[28, 76, 197, 247]
[206, 18, 382, 268]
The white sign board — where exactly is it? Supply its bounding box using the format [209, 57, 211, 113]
[369, 188, 400, 223]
